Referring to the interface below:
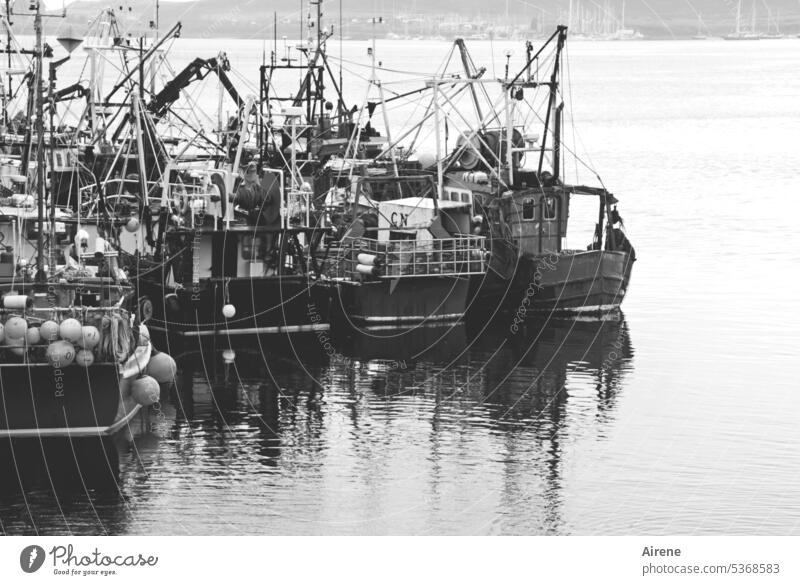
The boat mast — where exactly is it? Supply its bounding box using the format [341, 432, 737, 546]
[3, 0, 11, 128]
[34, 0, 45, 284]
[735, 0, 741, 36]
[537, 26, 566, 176]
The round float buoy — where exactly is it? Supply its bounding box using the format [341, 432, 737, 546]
[75, 349, 95, 367]
[26, 327, 41, 345]
[125, 216, 140, 233]
[5, 316, 27, 340]
[59, 318, 82, 343]
[46, 340, 76, 367]
[40, 320, 60, 342]
[222, 304, 236, 319]
[131, 376, 160, 406]
[222, 349, 236, 363]
[78, 325, 101, 350]
[146, 352, 177, 384]
[6, 337, 25, 356]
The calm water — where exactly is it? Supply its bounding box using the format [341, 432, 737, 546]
[1, 38, 799, 535]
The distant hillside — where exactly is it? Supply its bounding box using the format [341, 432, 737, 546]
[19, 0, 800, 39]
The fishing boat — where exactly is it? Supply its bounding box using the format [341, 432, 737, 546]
[323, 173, 486, 325]
[353, 29, 635, 315]
[450, 29, 635, 313]
[114, 6, 360, 342]
[0, 3, 174, 439]
[133, 160, 331, 341]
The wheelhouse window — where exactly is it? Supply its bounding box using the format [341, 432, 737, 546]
[522, 198, 535, 220]
[543, 196, 558, 220]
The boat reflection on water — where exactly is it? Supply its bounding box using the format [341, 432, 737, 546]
[329, 314, 634, 533]
[0, 437, 130, 534]
[333, 323, 469, 366]
[0, 437, 121, 491]
[474, 314, 634, 427]
[168, 340, 329, 467]
[0, 318, 634, 534]
[473, 314, 634, 533]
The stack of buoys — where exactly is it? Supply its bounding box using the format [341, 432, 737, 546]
[355, 253, 384, 278]
[2, 308, 179, 412]
[0, 311, 130, 367]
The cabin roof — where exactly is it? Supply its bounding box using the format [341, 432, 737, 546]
[381, 197, 470, 210]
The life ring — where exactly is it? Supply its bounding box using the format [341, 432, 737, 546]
[138, 295, 154, 323]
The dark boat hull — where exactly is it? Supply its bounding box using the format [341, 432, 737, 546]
[0, 363, 136, 438]
[468, 249, 633, 315]
[523, 250, 634, 312]
[141, 275, 331, 340]
[331, 276, 471, 326]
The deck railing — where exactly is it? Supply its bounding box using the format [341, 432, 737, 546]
[334, 236, 487, 280]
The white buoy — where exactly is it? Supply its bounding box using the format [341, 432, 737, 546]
[46, 340, 76, 367]
[59, 318, 82, 343]
[75, 349, 95, 367]
[40, 320, 60, 342]
[78, 325, 101, 350]
[26, 327, 41, 345]
[357, 253, 378, 266]
[125, 216, 140, 233]
[6, 336, 25, 356]
[222, 304, 236, 319]
[2, 295, 32, 310]
[132, 376, 160, 406]
[146, 352, 177, 384]
[222, 349, 236, 363]
[5, 316, 27, 340]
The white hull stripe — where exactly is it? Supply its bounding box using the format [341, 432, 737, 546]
[147, 324, 330, 337]
[350, 313, 465, 323]
[0, 405, 142, 439]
